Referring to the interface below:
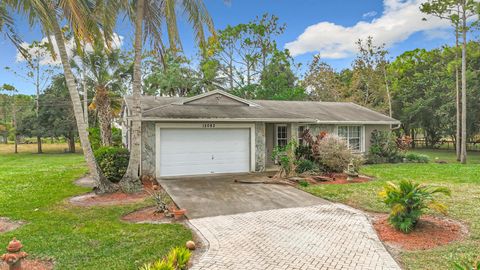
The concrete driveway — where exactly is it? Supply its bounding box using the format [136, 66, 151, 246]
[159, 173, 325, 219]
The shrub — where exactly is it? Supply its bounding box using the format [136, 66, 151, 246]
[88, 127, 123, 151]
[146, 186, 172, 214]
[94, 146, 129, 183]
[140, 247, 191, 270]
[379, 180, 451, 233]
[404, 153, 430, 163]
[272, 139, 298, 177]
[295, 159, 317, 174]
[315, 135, 362, 173]
[454, 259, 480, 270]
[298, 180, 310, 187]
[367, 130, 403, 164]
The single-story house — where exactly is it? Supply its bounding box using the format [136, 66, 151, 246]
[122, 90, 400, 178]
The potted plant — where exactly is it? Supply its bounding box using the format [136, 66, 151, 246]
[172, 208, 187, 220]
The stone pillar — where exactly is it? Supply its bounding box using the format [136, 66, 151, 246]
[255, 123, 266, 172]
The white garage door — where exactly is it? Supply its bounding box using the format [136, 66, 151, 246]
[159, 128, 251, 177]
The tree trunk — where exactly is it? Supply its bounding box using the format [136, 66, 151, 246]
[383, 66, 392, 117]
[119, 0, 145, 193]
[68, 133, 76, 153]
[455, 25, 461, 162]
[83, 69, 89, 128]
[460, 6, 467, 164]
[37, 136, 43, 153]
[51, 16, 117, 193]
[95, 86, 112, 146]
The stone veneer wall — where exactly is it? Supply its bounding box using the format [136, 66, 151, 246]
[141, 122, 156, 176]
[255, 123, 266, 172]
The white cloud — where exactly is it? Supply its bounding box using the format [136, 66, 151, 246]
[362, 11, 378, 19]
[16, 33, 124, 66]
[285, 0, 451, 58]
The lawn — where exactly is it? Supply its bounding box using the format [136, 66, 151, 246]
[0, 144, 191, 269]
[303, 149, 480, 269]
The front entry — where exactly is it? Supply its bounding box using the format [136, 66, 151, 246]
[158, 128, 251, 177]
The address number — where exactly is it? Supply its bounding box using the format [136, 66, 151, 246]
[202, 123, 216, 128]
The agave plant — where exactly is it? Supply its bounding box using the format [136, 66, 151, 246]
[379, 180, 451, 233]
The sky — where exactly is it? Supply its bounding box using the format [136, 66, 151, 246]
[0, 0, 464, 95]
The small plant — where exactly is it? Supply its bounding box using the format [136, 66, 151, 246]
[404, 153, 430, 163]
[298, 180, 310, 187]
[295, 159, 317, 174]
[272, 139, 298, 177]
[140, 247, 191, 270]
[146, 186, 172, 214]
[94, 146, 129, 183]
[367, 130, 403, 164]
[379, 180, 451, 233]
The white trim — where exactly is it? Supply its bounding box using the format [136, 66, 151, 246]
[173, 90, 260, 107]
[131, 117, 400, 125]
[336, 125, 366, 153]
[155, 122, 256, 178]
[274, 124, 287, 147]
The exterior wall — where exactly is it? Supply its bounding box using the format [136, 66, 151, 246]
[141, 122, 156, 176]
[306, 124, 335, 135]
[364, 124, 390, 151]
[265, 124, 275, 166]
[255, 123, 266, 171]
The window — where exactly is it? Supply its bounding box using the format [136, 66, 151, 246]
[337, 126, 363, 152]
[298, 126, 305, 144]
[276, 125, 288, 147]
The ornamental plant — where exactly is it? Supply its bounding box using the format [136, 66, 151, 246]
[379, 180, 451, 233]
[93, 146, 129, 183]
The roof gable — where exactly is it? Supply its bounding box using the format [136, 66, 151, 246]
[176, 90, 259, 107]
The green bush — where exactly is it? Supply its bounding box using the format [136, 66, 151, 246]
[404, 153, 430, 163]
[298, 180, 310, 187]
[140, 247, 191, 270]
[272, 139, 298, 177]
[367, 130, 403, 164]
[379, 180, 451, 233]
[88, 127, 123, 151]
[295, 159, 317, 174]
[94, 146, 129, 183]
[453, 260, 480, 270]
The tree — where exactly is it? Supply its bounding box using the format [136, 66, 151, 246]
[303, 54, 342, 101]
[6, 41, 58, 153]
[72, 44, 130, 146]
[5, 0, 117, 193]
[0, 84, 17, 148]
[421, 0, 478, 163]
[349, 37, 391, 115]
[119, 0, 216, 192]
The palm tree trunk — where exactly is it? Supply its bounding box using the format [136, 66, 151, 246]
[82, 68, 89, 128]
[119, 0, 145, 193]
[51, 16, 117, 193]
[455, 23, 461, 162]
[95, 86, 112, 146]
[460, 5, 467, 164]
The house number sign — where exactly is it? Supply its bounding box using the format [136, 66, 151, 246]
[202, 123, 216, 128]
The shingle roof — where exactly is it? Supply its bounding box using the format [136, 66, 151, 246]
[124, 92, 400, 124]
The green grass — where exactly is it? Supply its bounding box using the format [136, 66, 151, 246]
[303, 149, 480, 269]
[0, 151, 191, 269]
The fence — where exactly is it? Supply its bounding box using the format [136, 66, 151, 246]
[412, 139, 480, 151]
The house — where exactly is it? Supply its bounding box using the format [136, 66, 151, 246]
[122, 90, 400, 178]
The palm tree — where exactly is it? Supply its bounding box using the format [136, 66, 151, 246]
[119, 0, 215, 192]
[5, 0, 117, 193]
[72, 45, 129, 146]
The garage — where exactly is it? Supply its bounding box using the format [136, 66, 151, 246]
[157, 127, 252, 177]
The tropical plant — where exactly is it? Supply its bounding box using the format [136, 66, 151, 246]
[146, 186, 172, 214]
[379, 180, 451, 233]
[272, 139, 298, 177]
[295, 159, 317, 174]
[454, 259, 480, 270]
[4, 0, 118, 193]
[140, 247, 191, 270]
[94, 147, 130, 183]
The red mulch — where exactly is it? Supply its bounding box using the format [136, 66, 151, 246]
[306, 173, 372, 185]
[0, 259, 54, 270]
[122, 206, 173, 223]
[69, 192, 148, 207]
[0, 218, 23, 233]
[372, 214, 466, 250]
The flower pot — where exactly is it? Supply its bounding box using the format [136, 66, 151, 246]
[173, 209, 187, 220]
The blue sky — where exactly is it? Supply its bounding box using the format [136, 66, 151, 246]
[0, 0, 458, 95]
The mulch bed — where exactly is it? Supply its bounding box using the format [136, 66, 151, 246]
[0, 217, 24, 233]
[121, 206, 175, 224]
[371, 213, 467, 250]
[0, 259, 54, 270]
[69, 192, 149, 207]
[308, 173, 372, 185]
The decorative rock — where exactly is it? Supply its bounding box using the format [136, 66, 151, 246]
[186, 240, 196, 250]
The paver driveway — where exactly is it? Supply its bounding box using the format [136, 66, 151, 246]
[160, 175, 400, 270]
